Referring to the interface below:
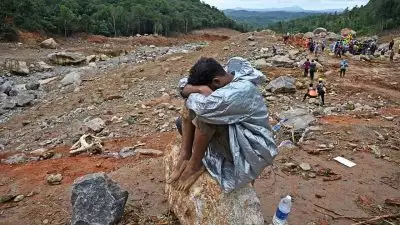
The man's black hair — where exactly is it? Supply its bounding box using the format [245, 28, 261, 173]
[188, 57, 226, 85]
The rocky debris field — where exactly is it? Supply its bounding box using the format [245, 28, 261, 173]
[0, 29, 399, 225]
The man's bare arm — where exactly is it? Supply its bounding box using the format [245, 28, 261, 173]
[181, 85, 213, 98]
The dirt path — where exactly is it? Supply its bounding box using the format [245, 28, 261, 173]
[1, 29, 399, 225]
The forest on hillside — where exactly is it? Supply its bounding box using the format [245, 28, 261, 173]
[0, 0, 247, 41]
[267, 0, 400, 35]
[224, 9, 319, 29]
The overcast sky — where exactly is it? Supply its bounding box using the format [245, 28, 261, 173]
[202, 0, 369, 10]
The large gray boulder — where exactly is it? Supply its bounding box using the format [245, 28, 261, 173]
[4, 59, 29, 75]
[71, 172, 128, 225]
[313, 27, 327, 35]
[304, 32, 314, 39]
[266, 55, 294, 68]
[326, 32, 341, 41]
[40, 38, 58, 49]
[265, 76, 296, 93]
[48, 52, 86, 65]
[165, 144, 264, 225]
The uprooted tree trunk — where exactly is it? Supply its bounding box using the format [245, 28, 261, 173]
[164, 142, 265, 225]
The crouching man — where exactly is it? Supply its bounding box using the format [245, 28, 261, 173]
[167, 57, 277, 193]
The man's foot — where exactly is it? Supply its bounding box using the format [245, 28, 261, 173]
[167, 160, 188, 184]
[174, 162, 205, 191]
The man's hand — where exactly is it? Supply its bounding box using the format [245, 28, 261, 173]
[197, 86, 213, 96]
[181, 85, 213, 98]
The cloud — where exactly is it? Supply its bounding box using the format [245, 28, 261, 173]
[202, 0, 369, 10]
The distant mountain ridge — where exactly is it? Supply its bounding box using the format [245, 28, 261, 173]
[225, 6, 344, 13]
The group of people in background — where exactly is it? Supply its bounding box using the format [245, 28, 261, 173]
[307, 39, 326, 57]
[302, 58, 326, 105]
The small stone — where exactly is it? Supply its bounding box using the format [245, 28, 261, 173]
[43, 219, 49, 224]
[135, 149, 163, 156]
[299, 163, 311, 171]
[13, 194, 24, 202]
[384, 116, 394, 121]
[85, 118, 105, 133]
[284, 162, 297, 169]
[308, 172, 316, 178]
[315, 193, 326, 198]
[25, 82, 40, 90]
[30, 148, 48, 157]
[0, 195, 15, 203]
[47, 174, 63, 185]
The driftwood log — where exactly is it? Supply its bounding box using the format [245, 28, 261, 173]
[164, 143, 265, 225]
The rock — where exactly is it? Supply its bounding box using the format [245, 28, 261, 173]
[40, 38, 58, 49]
[1, 153, 29, 164]
[326, 32, 341, 41]
[341, 28, 357, 37]
[288, 49, 299, 58]
[36, 61, 53, 71]
[15, 92, 35, 107]
[313, 27, 327, 35]
[13, 194, 24, 202]
[165, 144, 264, 225]
[294, 33, 304, 39]
[345, 101, 355, 110]
[4, 59, 29, 75]
[71, 172, 128, 225]
[266, 96, 277, 101]
[119, 147, 163, 158]
[119, 147, 136, 158]
[47, 174, 63, 185]
[42, 219, 49, 224]
[266, 55, 294, 68]
[48, 52, 86, 65]
[252, 58, 269, 70]
[323, 107, 337, 115]
[308, 98, 319, 105]
[135, 148, 163, 156]
[319, 32, 327, 38]
[61, 72, 82, 86]
[304, 32, 314, 39]
[299, 163, 311, 171]
[0, 195, 15, 203]
[265, 76, 296, 93]
[30, 148, 49, 157]
[1, 98, 16, 109]
[25, 82, 40, 90]
[248, 42, 257, 47]
[277, 108, 316, 132]
[86, 55, 96, 63]
[369, 145, 381, 158]
[247, 35, 255, 41]
[85, 118, 105, 133]
[99, 54, 110, 61]
[360, 55, 371, 61]
[0, 81, 12, 95]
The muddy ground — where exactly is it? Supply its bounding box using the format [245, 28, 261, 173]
[0, 29, 399, 225]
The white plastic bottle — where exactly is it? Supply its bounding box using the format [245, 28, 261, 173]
[272, 195, 292, 225]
